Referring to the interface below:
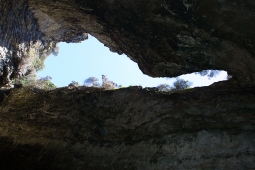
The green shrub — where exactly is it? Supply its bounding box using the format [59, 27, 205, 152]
[13, 74, 36, 87]
[13, 75, 57, 90]
[157, 78, 192, 92]
[83, 75, 120, 90]
[69, 81, 80, 87]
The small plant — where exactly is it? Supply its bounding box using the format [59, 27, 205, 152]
[32, 55, 46, 71]
[195, 70, 220, 79]
[83, 75, 120, 90]
[101, 75, 118, 90]
[13, 75, 57, 90]
[68, 81, 79, 87]
[84, 77, 100, 87]
[171, 78, 192, 92]
[13, 74, 37, 87]
[157, 83, 172, 92]
[35, 76, 57, 90]
[31, 41, 59, 72]
[157, 78, 192, 92]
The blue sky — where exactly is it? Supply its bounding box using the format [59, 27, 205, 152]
[37, 35, 227, 88]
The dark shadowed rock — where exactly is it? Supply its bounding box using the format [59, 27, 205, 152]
[0, 0, 255, 169]
[28, 0, 255, 86]
[0, 86, 255, 169]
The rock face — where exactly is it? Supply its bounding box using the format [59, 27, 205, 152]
[0, 86, 255, 169]
[1, 0, 255, 86]
[28, 0, 255, 86]
[0, 0, 88, 87]
[0, 0, 255, 169]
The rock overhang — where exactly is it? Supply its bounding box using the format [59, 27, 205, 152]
[0, 1, 255, 169]
[1, 0, 255, 87]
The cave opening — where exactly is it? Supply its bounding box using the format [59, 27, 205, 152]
[36, 35, 228, 89]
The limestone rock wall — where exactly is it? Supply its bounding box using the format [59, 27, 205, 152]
[0, 0, 88, 88]
[0, 86, 254, 169]
[1, 0, 255, 86]
[0, 0, 41, 86]
[0, 0, 255, 169]
[27, 0, 255, 86]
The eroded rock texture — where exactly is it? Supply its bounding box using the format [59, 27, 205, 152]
[1, 0, 255, 86]
[0, 86, 255, 169]
[28, 0, 255, 86]
[0, 0, 40, 85]
[0, 0, 88, 87]
[0, 0, 255, 169]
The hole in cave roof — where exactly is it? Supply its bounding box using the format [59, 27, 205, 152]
[36, 34, 229, 89]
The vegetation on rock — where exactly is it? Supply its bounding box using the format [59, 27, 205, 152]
[83, 75, 119, 90]
[82, 75, 191, 92]
[84, 77, 100, 87]
[157, 78, 192, 92]
[10, 41, 59, 90]
[13, 75, 57, 90]
[68, 81, 80, 87]
[195, 70, 220, 79]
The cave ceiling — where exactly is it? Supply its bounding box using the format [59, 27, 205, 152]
[0, 1, 255, 169]
[0, 0, 255, 87]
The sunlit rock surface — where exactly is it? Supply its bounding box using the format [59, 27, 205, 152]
[0, 0, 88, 87]
[0, 0, 255, 169]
